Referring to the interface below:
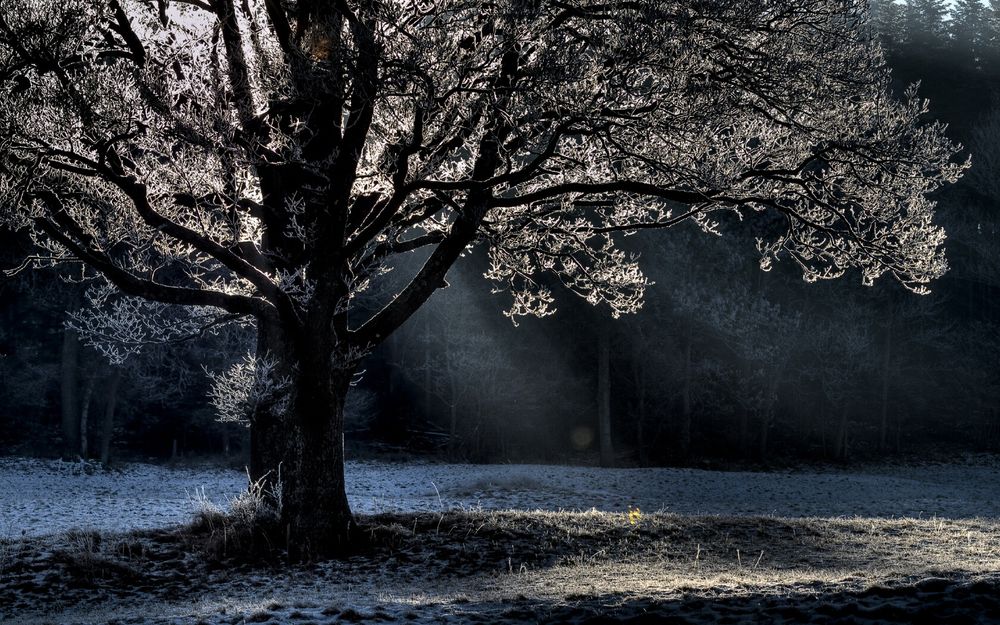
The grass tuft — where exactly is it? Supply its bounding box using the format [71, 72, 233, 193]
[53, 528, 143, 583]
[185, 471, 284, 562]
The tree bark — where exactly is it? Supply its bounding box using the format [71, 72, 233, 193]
[679, 336, 692, 458]
[423, 312, 432, 424]
[249, 313, 356, 557]
[448, 396, 459, 460]
[78, 373, 96, 459]
[598, 325, 614, 468]
[249, 315, 293, 486]
[758, 407, 770, 462]
[632, 356, 648, 466]
[834, 404, 849, 461]
[758, 369, 779, 462]
[60, 328, 80, 459]
[739, 411, 750, 459]
[738, 363, 752, 459]
[281, 365, 354, 558]
[878, 304, 894, 452]
[100, 368, 122, 465]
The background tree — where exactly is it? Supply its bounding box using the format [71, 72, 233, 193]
[951, 0, 989, 66]
[0, 0, 965, 552]
[904, 0, 950, 53]
[873, 0, 907, 49]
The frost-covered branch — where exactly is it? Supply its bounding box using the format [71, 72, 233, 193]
[205, 352, 291, 425]
[0, 0, 966, 354]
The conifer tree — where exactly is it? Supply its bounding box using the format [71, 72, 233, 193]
[904, 0, 951, 51]
[873, 0, 908, 48]
[952, 0, 989, 65]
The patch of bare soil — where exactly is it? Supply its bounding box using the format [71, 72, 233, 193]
[2, 511, 999, 624]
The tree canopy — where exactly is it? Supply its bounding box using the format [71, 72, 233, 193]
[0, 1, 964, 336]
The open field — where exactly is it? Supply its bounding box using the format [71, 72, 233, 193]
[3, 456, 1000, 538]
[2, 457, 1000, 624]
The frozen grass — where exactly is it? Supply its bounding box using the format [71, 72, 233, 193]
[3, 510, 1000, 624]
[187, 471, 284, 561]
[3, 456, 1000, 623]
[3, 456, 1000, 538]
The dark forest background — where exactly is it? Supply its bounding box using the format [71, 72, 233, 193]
[1, 0, 998, 467]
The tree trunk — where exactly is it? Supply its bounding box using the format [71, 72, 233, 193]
[78, 373, 96, 459]
[739, 410, 750, 459]
[448, 399, 459, 460]
[100, 368, 122, 465]
[250, 314, 356, 557]
[878, 305, 894, 452]
[249, 316, 293, 486]
[282, 367, 354, 558]
[60, 328, 80, 458]
[738, 363, 752, 459]
[679, 336, 692, 458]
[818, 401, 827, 457]
[895, 410, 903, 453]
[834, 404, 849, 461]
[423, 312, 432, 423]
[632, 357, 648, 466]
[758, 369, 779, 462]
[597, 325, 614, 468]
[758, 407, 770, 462]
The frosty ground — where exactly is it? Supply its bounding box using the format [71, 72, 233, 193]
[2, 457, 1000, 624]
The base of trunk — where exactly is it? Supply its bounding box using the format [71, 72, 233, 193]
[284, 507, 360, 559]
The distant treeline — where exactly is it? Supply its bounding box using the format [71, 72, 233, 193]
[1, 0, 998, 466]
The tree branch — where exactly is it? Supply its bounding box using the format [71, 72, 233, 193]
[32, 192, 264, 316]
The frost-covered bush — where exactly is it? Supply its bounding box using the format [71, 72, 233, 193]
[205, 355, 290, 425]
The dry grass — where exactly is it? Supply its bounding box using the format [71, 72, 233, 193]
[365, 509, 1000, 596]
[186, 474, 283, 561]
[50, 529, 144, 583]
[5, 510, 1000, 624]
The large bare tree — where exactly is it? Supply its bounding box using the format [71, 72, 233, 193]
[0, 0, 965, 552]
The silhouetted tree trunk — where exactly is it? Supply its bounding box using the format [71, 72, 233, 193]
[632, 355, 648, 466]
[834, 404, 850, 461]
[249, 317, 291, 486]
[78, 373, 96, 458]
[758, 369, 780, 461]
[992, 407, 1000, 452]
[738, 364, 752, 459]
[598, 326, 614, 467]
[895, 410, 904, 452]
[99, 368, 122, 465]
[249, 313, 356, 556]
[679, 337, 693, 458]
[60, 328, 79, 458]
[424, 313, 432, 424]
[448, 377, 459, 460]
[818, 401, 828, 456]
[879, 304, 895, 451]
[739, 410, 750, 459]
